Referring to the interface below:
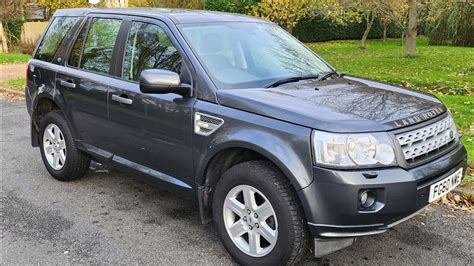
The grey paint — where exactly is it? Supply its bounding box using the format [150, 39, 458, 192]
[25, 8, 468, 243]
[217, 77, 446, 133]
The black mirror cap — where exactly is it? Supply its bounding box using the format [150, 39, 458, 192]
[140, 82, 192, 97]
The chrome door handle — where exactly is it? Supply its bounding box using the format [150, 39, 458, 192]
[60, 80, 76, 89]
[111, 94, 133, 105]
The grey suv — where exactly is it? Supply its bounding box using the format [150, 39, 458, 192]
[26, 8, 467, 264]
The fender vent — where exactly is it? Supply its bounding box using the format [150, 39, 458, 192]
[194, 112, 224, 136]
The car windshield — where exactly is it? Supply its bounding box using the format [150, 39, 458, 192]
[180, 22, 333, 89]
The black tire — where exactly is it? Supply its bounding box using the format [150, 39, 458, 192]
[212, 160, 309, 265]
[39, 110, 90, 181]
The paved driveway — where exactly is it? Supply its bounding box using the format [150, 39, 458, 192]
[1, 98, 473, 264]
[0, 64, 26, 81]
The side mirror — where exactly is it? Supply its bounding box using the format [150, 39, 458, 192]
[139, 69, 191, 97]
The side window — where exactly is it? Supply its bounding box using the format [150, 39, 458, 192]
[80, 18, 122, 74]
[122, 22, 182, 81]
[35, 16, 79, 62]
[68, 20, 89, 67]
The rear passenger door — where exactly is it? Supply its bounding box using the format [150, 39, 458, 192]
[58, 16, 124, 154]
[107, 19, 195, 184]
[28, 16, 81, 109]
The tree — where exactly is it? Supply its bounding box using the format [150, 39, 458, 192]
[378, 0, 409, 42]
[251, 0, 344, 34]
[344, 0, 386, 49]
[104, 0, 129, 7]
[0, 0, 26, 52]
[38, 0, 89, 15]
[379, 0, 409, 44]
[405, 0, 416, 56]
[128, 0, 203, 9]
[251, 0, 313, 33]
[424, 0, 474, 47]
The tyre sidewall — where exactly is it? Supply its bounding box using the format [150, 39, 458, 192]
[213, 162, 299, 265]
[39, 111, 78, 180]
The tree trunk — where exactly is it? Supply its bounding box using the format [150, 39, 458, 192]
[406, 0, 417, 56]
[383, 23, 387, 42]
[0, 22, 8, 53]
[360, 12, 375, 49]
[104, 0, 129, 7]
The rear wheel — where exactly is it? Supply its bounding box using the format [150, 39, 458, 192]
[213, 160, 308, 265]
[39, 110, 90, 181]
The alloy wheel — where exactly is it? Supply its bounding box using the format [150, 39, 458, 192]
[43, 123, 67, 170]
[223, 184, 278, 257]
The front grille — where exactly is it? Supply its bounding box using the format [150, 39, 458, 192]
[396, 116, 457, 163]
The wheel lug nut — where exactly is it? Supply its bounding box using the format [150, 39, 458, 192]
[247, 209, 251, 215]
[249, 225, 253, 230]
[255, 223, 259, 228]
[243, 216, 247, 221]
[254, 213, 258, 219]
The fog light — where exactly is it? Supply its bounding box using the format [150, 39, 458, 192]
[359, 190, 376, 208]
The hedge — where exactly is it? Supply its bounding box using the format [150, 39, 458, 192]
[3, 19, 25, 46]
[293, 17, 401, 42]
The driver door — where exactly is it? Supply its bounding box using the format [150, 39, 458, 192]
[107, 18, 195, 185]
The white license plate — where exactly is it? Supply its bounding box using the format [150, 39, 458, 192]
[428, 168, 463, 202]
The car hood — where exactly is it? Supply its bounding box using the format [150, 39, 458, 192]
[216, 76, 446, 133]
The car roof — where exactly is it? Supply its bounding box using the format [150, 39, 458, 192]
[53, 8, 268, 25]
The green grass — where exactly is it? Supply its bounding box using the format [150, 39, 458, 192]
[309, 38, 473, 182]
[0, 77, 25, 91]
[308, 37, 474, 96]
[437, 95, 474, 182]
[0, 53, 31, 64]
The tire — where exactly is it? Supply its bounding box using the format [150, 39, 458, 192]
[212, 160, 309, 265]
[39, 110, 90, 181]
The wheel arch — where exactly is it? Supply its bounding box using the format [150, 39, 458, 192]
[196, 139, 312, 224]
[30, 94, 66, 147]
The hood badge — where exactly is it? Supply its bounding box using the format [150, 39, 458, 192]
[391, 107, 445, 127]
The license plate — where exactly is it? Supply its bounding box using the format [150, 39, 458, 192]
[428, 168, 463, 202]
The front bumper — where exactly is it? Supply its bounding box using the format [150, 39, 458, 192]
[298, 143, 467, 238]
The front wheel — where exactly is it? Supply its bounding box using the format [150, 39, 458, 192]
[212, 160, 309, 265]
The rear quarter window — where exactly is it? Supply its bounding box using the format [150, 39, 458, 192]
[35, 16, 79, 62]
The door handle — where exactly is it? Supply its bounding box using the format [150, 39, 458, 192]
[59, 79, 76, 89]
[111, 94, 133, 105]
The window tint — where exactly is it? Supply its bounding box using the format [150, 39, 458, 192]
[68, 20, 89, 67]
[35, 17, 79, 62]
[80, 18, 121, 74]
[122, 22, 182, 81]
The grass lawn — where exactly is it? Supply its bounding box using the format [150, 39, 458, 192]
[0, 77, 25, 91]
[309, 38, 473, 182]
[308, 37, 473, 96]
[0, 53, 31, 64]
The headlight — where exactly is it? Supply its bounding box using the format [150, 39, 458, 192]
[312, 130, 397, 168]
[447, 111, 460, 140]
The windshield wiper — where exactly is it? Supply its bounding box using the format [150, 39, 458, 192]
[315, 70, 339, 82]
[265, 74, 320, 88]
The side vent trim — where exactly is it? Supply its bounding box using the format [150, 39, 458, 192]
[194, 112, 224, 136]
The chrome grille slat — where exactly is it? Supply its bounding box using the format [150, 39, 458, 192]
[396, 116, 456, 161]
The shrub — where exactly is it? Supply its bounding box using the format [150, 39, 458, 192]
[292, 16, 401, 43]
[3, 19, 25, 46]
[204, 0, 258, 13]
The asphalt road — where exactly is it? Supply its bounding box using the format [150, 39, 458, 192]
[1, 98, 473, 265]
